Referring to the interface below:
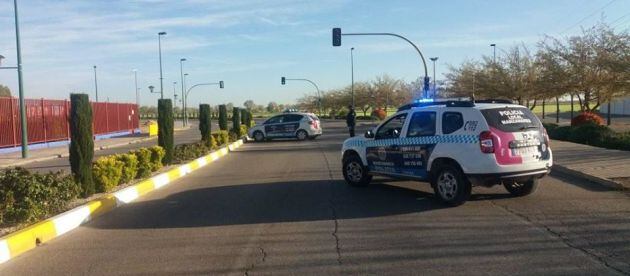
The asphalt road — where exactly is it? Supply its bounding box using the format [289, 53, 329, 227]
[22, 124, 204, 174]
[2, 121, 630, 275]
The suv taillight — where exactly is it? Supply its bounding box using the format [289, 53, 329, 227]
[479, 131, 495, 153]
[542, 127, 550, 144]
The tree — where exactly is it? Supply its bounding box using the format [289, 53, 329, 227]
[243, 100, 256, 111]
[218, 104, 228, 130]
[0, 84, 11, 97]
[199, 104, 212, 145]
[266, 102, 279, 113]
[232, 107, 241, 136]
[69, 93, 94, 197]
[158, 99, 174, 164]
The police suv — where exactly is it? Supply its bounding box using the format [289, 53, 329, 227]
[248, 112, 322, 142]
[341, 99, 552, 206]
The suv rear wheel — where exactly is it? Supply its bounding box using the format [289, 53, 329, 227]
[343, 154, 372, 186]
[296, 130, 308, 141]
[431, 164, 471, 206]
[503, 178, 538, 197]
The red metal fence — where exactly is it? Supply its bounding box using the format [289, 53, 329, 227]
[0, 98, 139, 148]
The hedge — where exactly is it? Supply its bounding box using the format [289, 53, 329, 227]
[157, 99, 174, 165]
[131, 148, 153, 178]
[116, 153, 138, 184]
[213, 130, 230, 146]
[0, 168, 80, 226]
[174, 142, 211, 162]
[93, 156, 124, 193]
[199, 104, 212, 145]
[232, 107, 241, 136]
[544, 122, 630, 151]
[69, 93, 95, 197]
[219, 104, 228, 131]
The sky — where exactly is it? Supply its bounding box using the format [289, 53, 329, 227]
[0, 0, 629, 107]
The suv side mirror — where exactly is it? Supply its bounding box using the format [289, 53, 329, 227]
[365, 130, 375, 138]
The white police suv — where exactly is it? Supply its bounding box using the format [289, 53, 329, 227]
[248, 112, 322, 142]
[341, 99, 553, 206]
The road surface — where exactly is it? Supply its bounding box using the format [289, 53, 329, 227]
[1, 121, 629, 275]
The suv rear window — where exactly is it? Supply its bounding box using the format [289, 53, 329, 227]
[481, 107, 540, 132]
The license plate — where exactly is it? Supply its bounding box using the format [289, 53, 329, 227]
[512, 146, 538, 156]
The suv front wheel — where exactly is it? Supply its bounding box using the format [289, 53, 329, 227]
[431, 164, 471, 206]
[503, 178, 538, 197]
[343, 154, 372, 187]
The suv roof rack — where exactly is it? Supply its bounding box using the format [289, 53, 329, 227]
[397, 100, 475, 112]
[475, 99, 514, 104]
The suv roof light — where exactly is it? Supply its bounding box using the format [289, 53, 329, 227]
[397, 100, 475, 111]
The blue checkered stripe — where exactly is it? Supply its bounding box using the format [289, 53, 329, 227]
[347, 135, 479, 147]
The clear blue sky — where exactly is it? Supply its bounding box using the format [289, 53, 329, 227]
[0, 0, 628, 107]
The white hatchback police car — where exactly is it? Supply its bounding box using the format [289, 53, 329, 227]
[248, 112, 322, 142]
[341, 99, 553, 206]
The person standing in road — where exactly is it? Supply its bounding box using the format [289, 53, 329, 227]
[346, 105, 356, 137]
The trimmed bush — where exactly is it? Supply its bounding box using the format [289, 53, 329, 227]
[371, 108, 387, 120]
[116, 153, 138, 184]
[149, 146, 166, 171]
[219, 104, 228, 131]
[571, 112, 604, 126]
[69, 93, 95, 197]
[567, 123, 613, 146]
[0, 168, 80, 225]
[199, 104, 212, 146]
[241, 109, 247, 126]
[158, 99, 174, 165]
[173, 142, 211, 162]
[93, 156, 124, 193]
[228, 131, 238, 142]
[213, 130, 230, 146]
[131, 148, 152, 178]
[232, 107, 241, 136]
[240, 125, 249, 138]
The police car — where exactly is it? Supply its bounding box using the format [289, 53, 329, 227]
[341, 99, 552, 206]
[248, 112, 322, 142]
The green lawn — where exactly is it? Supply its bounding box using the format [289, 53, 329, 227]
[530, 103, 582, 114]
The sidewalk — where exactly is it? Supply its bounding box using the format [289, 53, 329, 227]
[551, 139, 630, 190]
[0, 121, 191, 169]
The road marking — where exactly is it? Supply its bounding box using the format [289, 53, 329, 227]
[114, 186, 139, 204]
[152, 173, 171, 189]
[0, 240, 9, 263]
[52, 206, 91, 236]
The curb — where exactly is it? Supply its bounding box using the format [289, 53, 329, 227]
[0, 139, 244, 264]
[551, 164, 624, 190]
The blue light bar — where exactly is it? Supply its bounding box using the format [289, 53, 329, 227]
[415, 98, 434, 103]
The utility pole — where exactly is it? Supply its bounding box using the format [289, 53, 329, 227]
[350, 47, 355, 108]
[430, 57, 438, 98]
[93, 65, 98, 102]
[158, 32, 167, 99]
[490, 43, 496, 63]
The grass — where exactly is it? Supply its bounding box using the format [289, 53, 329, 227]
[530, 103, 582, 114]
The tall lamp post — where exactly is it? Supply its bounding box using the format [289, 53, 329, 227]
[429, 57, 438, 98]
[350, 47, 355, 108]
[183, 73, 189, 125]
[179, 58, 187, 125]
[490, 43, 496, 63]
[93, 65, 99, 102]
[0, 0, 28, 158]
[332, 28, 430, 98]
[157, 31, 167, 99]
[281, 77, 322, 116]
[132, 69, 139, 107]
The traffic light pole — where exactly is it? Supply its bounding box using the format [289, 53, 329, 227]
[183, 82, 224, 125]
[334, 30, 431, 99]
[284, 78, 322, 116]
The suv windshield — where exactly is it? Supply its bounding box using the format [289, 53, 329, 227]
[481, 107, 540, 132]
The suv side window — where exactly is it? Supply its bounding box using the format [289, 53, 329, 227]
[376, 113, 407, 139]
[285, 114, 303, 122]
[442, 112, 464, 134]
[265, 115, 283, 124]
[407, 112, 436, 137]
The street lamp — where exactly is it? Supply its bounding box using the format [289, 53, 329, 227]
[429, 57, 438, 98]
[179, 58, 186, 125]
[333, 27, 430, 98]
[158, 31, 167, 99]
[184, 81, 224, 124]
[490, 43, 496, 63]
[0, 0, 28, 158]
[93, 65, 99, 102]
[132, 69, 139, 107]
[350, 47, 355, 108]
[281, 77, 322, 116]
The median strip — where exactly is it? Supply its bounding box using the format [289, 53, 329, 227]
[0, 139, 244, 265]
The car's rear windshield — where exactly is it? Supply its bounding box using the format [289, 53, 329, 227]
[308, 115, 319, 121]
[481, 107, 540, 132]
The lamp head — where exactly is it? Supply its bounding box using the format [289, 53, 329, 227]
[158, 32, 167, 36]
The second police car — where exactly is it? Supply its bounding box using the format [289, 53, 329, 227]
[341, 99, 553, 206]
[248, 112, 322, 142]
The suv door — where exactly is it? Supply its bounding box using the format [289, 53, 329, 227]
[398, 111, 436, 179]
[264, 115, 286, 137]
[366, 113, 407, 174]
[282, 114, 304, 136]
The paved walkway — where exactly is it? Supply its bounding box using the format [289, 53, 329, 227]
[0, 121, 191, 169]
[551, 139, 630, 189]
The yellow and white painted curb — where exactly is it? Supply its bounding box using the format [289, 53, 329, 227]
[0, 139, 244, 265]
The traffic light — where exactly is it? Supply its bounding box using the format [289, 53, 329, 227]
[281, 77, 286, 85]
[219, 81, 224, 89]
[423, 76, 430, 97]
[332, 28, 342, 47]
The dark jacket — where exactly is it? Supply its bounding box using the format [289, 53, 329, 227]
[346, 109, 356, 127]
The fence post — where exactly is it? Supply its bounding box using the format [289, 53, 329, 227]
[65, 99, 70, 140]
[117, 103, 120, 132]
[41, 98, 47, 143]
[10, 98, 17, 147]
